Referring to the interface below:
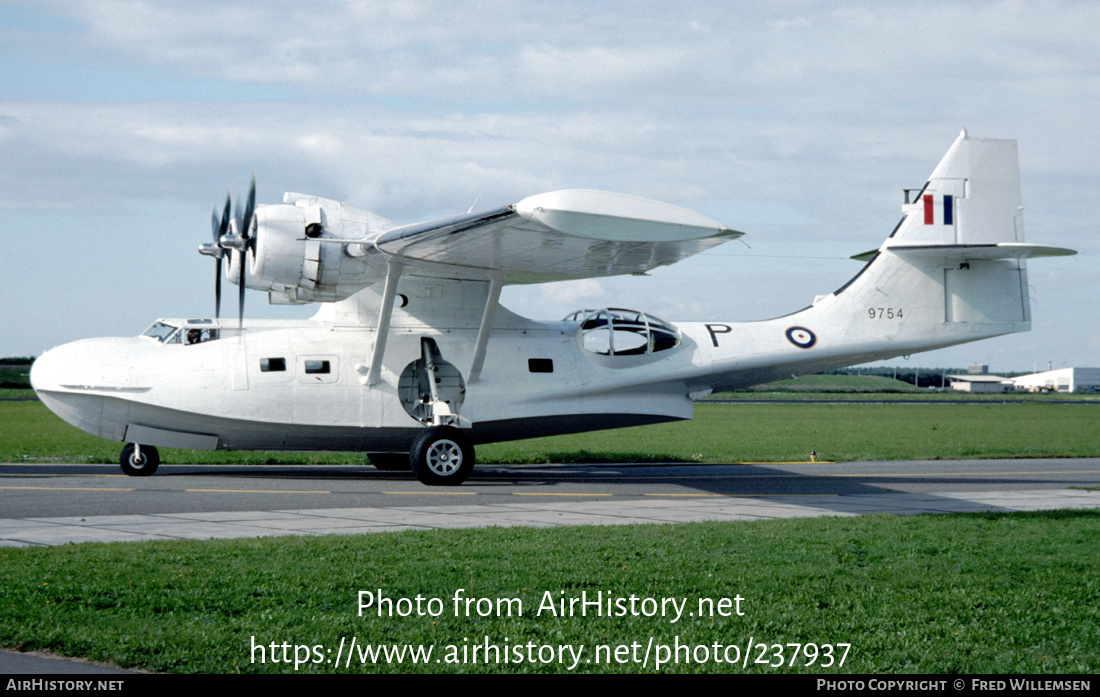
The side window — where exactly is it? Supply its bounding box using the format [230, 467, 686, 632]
[260, 358, 286, 372]
[296, 356, 339, 384]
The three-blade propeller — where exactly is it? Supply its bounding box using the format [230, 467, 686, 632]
[198, 176, 257, 328]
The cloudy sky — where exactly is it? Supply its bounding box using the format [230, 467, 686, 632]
[1, 0, 1094, 371]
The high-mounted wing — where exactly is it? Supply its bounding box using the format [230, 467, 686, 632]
[369, 190, 743, 283]
[206, 186, 742, 308]
[343, 190, 742, 384]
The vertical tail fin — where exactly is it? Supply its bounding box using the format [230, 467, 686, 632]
[896, 129, 1024, 246]
[808, 131, 1074, 357]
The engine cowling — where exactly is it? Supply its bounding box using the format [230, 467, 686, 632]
[229, 199, 390, 303]
[250, 203, 322, 294]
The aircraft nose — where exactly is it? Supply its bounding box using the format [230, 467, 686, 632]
[30, 342, 97, 393]
[30, 339, 140, 442]
[29, 345, 63, 394]
[29, 343, 94, 436]
[31, 339, 136, 394]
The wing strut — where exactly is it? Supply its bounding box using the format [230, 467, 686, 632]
[366, 260, 404, 385]
[468, 273, 504, 383]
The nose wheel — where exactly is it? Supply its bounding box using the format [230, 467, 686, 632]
[120, 443, 160, 476]
[410, 426, 474, 486]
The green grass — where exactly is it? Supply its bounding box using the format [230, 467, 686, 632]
[710, 375, 1100, 400]
[479, 403, 1100, 463]
[710, 390, 1100, 401]
[706, 372, 1100, 399]
[1, 510, 1096, 673]
[4, 400, 1100, 465]
[722, 374, 924, 393]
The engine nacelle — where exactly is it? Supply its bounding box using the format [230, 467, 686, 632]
[227, 197, 393, 304]
[250, 203, 323, 293]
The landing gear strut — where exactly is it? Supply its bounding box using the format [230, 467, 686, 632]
[120, 443, 159, 476]
[398, 337, 476, 485]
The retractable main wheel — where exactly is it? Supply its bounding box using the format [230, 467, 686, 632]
[409, 425, 474, 486]
[119, 443, 159, 476]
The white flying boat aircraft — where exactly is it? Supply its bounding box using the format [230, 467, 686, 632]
[31, 131, 1075, 484]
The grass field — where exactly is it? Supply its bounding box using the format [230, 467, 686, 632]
[710, 373, 1100, 399]
[719, 373, 923, 393]
[3, 398, 1098, 465]
[0, 510, 1096, 673]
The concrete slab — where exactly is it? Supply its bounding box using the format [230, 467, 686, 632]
[2, 488, 1099, 547]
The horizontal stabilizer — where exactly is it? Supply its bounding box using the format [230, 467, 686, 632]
[850, 243, 1077, 263]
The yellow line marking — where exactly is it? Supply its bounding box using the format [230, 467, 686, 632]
[642, 493, 834, 498]
[726, 493, 837, 498]
[739, 461, 836, 465]
[184, 489, 331, 494]
[382, 491, 478, 495]
[0, 486, 133, 492]
[0, 473, 127, 478]
[512, 492, 605, 497]
[643, 493, 724, 497]
[813, 470, 1100, 478]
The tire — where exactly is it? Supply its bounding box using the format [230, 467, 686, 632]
[409, 426, 474, 486]
[120, 443, 159, 476]
[367, 452, 411, 472]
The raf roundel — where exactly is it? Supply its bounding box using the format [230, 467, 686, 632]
[785, 326, 817, 349]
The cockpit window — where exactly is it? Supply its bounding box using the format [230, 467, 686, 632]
[143, 321, 180, 344]
[565, 308, 681, 357]
[143, 321, 220, 345]
[183, 328, 219, 345]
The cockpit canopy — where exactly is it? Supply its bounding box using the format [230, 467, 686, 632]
[564, 308, 681, 357]
[142, 319, 221, 345]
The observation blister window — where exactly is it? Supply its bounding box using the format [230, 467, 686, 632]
[564, 308, 681, 357]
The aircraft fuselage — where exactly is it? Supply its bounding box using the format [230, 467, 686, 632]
[30, 292, 1002, 458]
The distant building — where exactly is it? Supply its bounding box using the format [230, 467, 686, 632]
[947, 374, 1011, 393]
[1010, 368, 1100, 393]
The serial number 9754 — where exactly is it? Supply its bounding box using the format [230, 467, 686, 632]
[867, 307, 904, 319]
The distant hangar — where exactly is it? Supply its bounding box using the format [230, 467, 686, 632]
[948, 367, 1100, 393]
[1010, 367, 1100, 393]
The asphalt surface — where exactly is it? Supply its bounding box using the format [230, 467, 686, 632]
[2, 457, 1099, 674]
[2, 458, 1099, 546]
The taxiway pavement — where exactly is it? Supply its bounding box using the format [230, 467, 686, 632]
[3, 459, 1099, 547]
